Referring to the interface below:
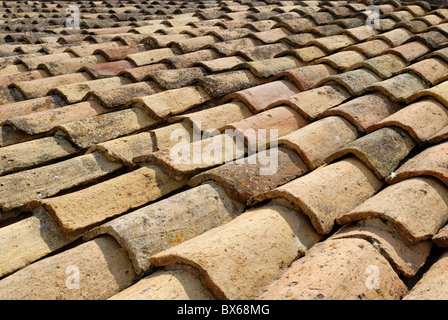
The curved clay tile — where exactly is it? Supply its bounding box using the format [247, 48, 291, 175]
[0, 236, 137, 300]
[149, 202, 321, 299]
[338, 177, 448, 245]
[85, 182, 245, 275]
[279, 84, 351, 120]
[344, 39, 391, 58]
[323, 93, 400, 132]
[258, 238, 407, 300]
[397, 57, 448, 85]
[366, 99, 448, 144]
[386, 141, 448, 186]
[188, 147, 308, 203]
[317, 68, 381, 96]
[245, 55, 303, 78]
[272, 63, 337, 91]
[313, 50, 366, 71]
[403, 249, 448, 300]
[224, 80, 300, 113]
[326, 126, 416, 179]
[333, 218, 432, 277]
[278, 115, 358, 170]
[251, 157, 383, 234]
[347, 53, 406, 79]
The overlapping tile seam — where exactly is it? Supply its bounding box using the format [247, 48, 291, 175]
[0, 0, 448, 300]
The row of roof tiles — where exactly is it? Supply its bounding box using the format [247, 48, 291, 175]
[1, 0, 448, 300]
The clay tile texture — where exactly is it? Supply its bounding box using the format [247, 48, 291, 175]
[2, 0, 448, 303]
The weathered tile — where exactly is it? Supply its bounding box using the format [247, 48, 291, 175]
[344, 39, 391, 58]
[196, 56, 246, 73]
[194, 70, 264, 98]
[366, 73, 427, 103]
[39, 55, 108, 76]
[51, 76, 132, 103]
[11, 72, 91, 99]
[0, 151, 123, 211]
[18, 52, 74, 70]
[399, 57, 448, 86]
[143, 67, 208, 90]
[95, 45, 140, 61]
[126, 48, 176, 67]
[314, 50, 366, 71]
[0, 95, 67, 124]
[0, 236, 136, 300]
[340, 177, 448, 245]
[88, 81, 160, 109]
[252, 157, 383, 234]
[403, 249, 448, 300]
[130, 86, 210, 120]
[323, 93, 400, 132]
[285, 45, 327, 63]
[65, 42, 120, 57]
[55, 108, 157, 149]
[333, 218, 432, 277]
[189, 147, 308, 203]
[0, 135, 77, 176]
[237, 43, 290, 61]
[36, 164, 186, 233]
[258, 238, 407, 300]
[170, 101, 253, 132]
[250, 27, 291, 43]
[386, 141, 448, 186]
[109, 266, 214, 300]
[0, 208, 83, 278]
[211, 38, 258, 56]
[410, 80, 448, 108]
[348, 54, 406, 79]
[162, 49, 221, 69]
[278, 116, 358, 170]
[135, 133, 246, 180]
[245, 56, 303, 78]
[326, 127, 416, 179]
[150, 202, 320, 300]
[119, 63, 168, 82]
[83, 59, 135, 78]
[224, 80, 300, 113]
[281, 85, 351, 120]
[367, 99, 448, 144]
[221, 105, 309, 145]
[5, 100, 107, 135]
[308, 34, 356, 53]
[273, 64, 337, 91]
[339, 25, 378, 42]
[372, 27, 414, 47]
[383, 41, 430, 63]
[318, 68, 381, 96]
[85, 182, 245, 275]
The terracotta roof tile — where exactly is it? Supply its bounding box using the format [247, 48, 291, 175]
[273, 63, 337, 91]
[36, 164, 186, 233]
[323, 93, 400, 132]
[83, 59, 135, 78]
[313, 50, 366, 70]
[259, 238, 407, 300]
[119, 62, 168, 82]
[85, 182, 245, 275]
[130, 85, 210, 119]
[142, 67, 208, 89]
[339, 176, 448, 245]
[345, 39, 391, 58]
[55, 107, 157, 149]
[403, 249, 448, 300]
[0, 151, 122, 211]
[38, 54, 108, 76]
[280, 84, 351, 120]
[87, 81, 160, 109]
[224, 80, 300, 113]
[10, 72, 91, 99]
[278, 115, 358, 170]
[325, 127, 416, 179]
[252, 157, 382, 234]
[409, 78, 448, 107]
[432, 225, 448, 247]
[188, 147, 308, 203]
[333, 218, 432, 277]
[367, 99, 448, 143]
[161, 49, 220, 68]
[195, 55, 246, 72]
[0, 235, 136, 300]
[386, 141, 448, 186]
[149, 202, 320, 299]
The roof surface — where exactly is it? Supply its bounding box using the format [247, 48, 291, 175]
[1, 0, 448, 301]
